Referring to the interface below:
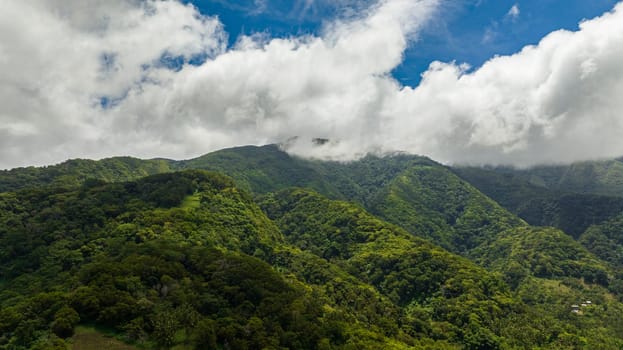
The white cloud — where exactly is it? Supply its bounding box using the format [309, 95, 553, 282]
[1, 0, 623, 169]
[0, 0, 225, 168]
[507, 4, 520, 20]
[481, 25, 498, 44]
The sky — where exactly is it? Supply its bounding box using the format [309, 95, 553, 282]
[187, 0, 619, 85]
[0, 0, 622, 169]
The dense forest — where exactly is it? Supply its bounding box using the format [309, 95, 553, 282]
[2, 145, 623, 349]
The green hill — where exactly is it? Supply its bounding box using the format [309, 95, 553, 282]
[453, 158, 623, 198]
[4, 145, 623, 255]
[473, 226, 610, 285]
[171, 146, 529, 257]
[453, 166, 623, 238]
[0, 157, 173, 193]
[369, 164, 526, 254]
[0, 171, 412, 349]
[172, 145, 338, 196]
[513, 159, 623, 197]
[580, 213, 623, 270]
[2, 170, 623, 348]
[3, 147, 623, 348]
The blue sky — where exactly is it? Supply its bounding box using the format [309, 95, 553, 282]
[186, 0, 619, 85]
[2, 0, 623, 169]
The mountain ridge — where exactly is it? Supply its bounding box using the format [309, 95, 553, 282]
[3, 145, 623, 348]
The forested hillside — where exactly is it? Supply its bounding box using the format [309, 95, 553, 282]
[2, 146, 623, 349]
[0, 157, 173, 193]
[497, 159, 623, 197]
[0, 171, 411, 349]
[453, 167, 623, 237]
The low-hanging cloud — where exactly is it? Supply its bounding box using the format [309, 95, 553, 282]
[0, 0, 622, 169]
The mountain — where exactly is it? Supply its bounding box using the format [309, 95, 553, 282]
[453, 158, 623, 199]
[5, 145, 623, 256]
[580, 213, 623, 271]
[473, 226, 610, 285]
[366, 163, 526, 254]
[0, 157, 173, 193]
[453, 166, 623, 238]
[0, 171, 519, 348]
[172, 145, 341, 196]
[2, 146, 623, 348]
[0, 171, 413, 349]
[7, 149, 621, 241]
[505, 159, 623, 197]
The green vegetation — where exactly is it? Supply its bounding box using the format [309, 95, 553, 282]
[580, 213, 623, 270]
[262, 189, 519, 347]
[0, 157, 173, 193]
[0, 171, 395, 349]
[2, 146, 623, 348]
[510, 159, 623, 197]
[370, 164, 525, 254]
[0, 171, 443, 349]
[70, 326, 137, 350]
[173, 145, 342, 196]
[454, 166, 623, 237]
[455, 158, 623, 199]
[473, 227, 610, 285]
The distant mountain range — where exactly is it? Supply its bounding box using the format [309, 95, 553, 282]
[2, 145, 623, 349]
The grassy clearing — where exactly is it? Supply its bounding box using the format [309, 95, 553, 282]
[70, 326, 137, 350]
[539, 278, 573, 294]
[181, 193, 201, 210]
